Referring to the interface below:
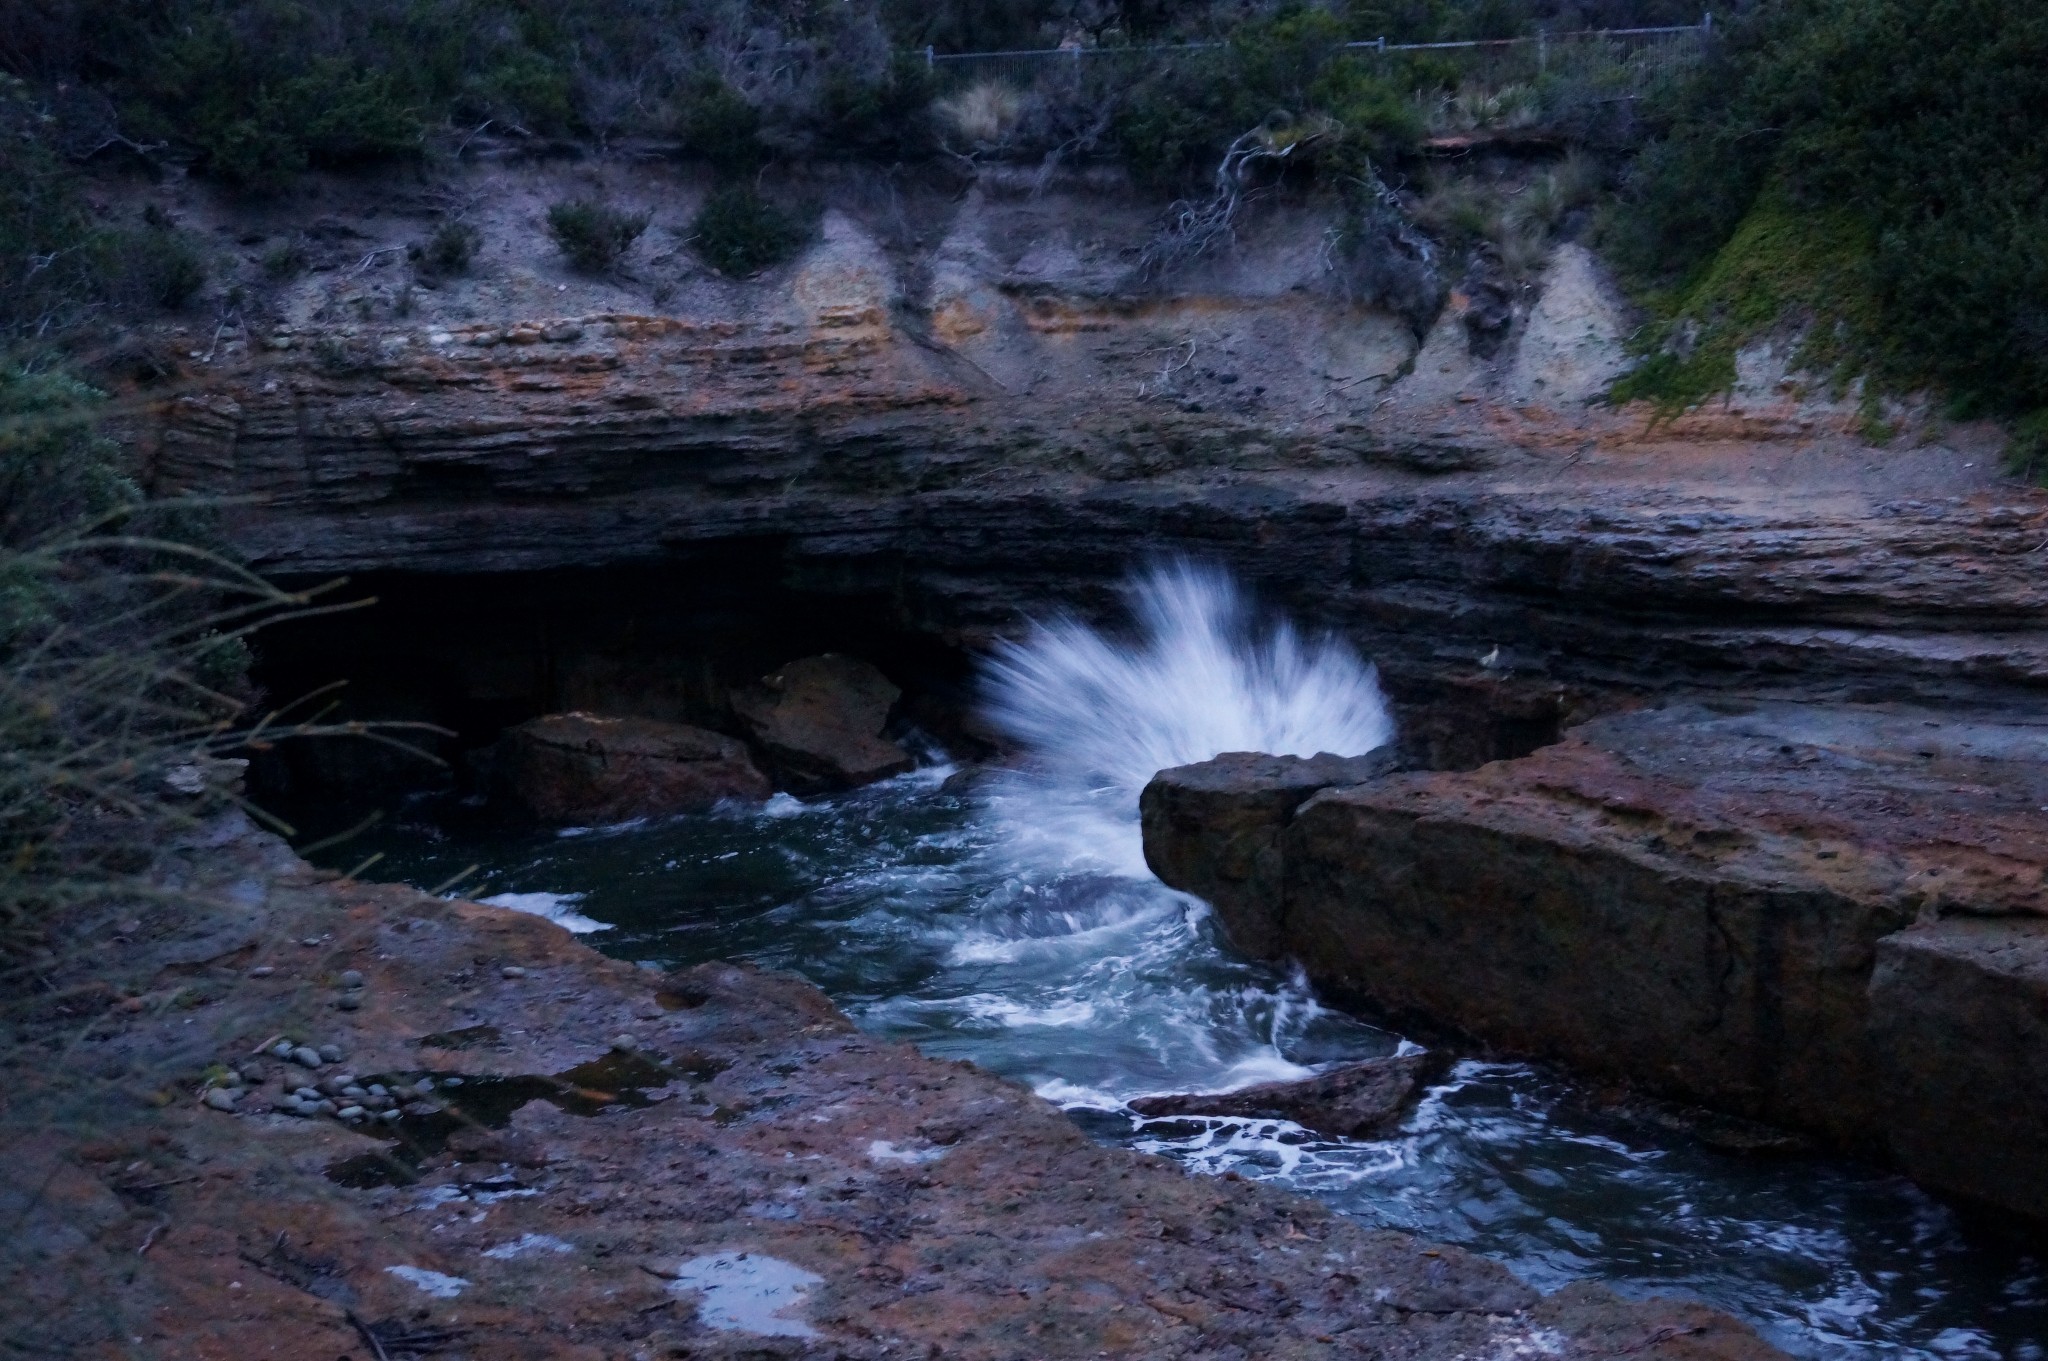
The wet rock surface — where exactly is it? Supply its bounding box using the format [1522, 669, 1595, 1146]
[0, 814, 1786, 1360]
[1143, 700, 2048, 1218]
[496, 711, 771, 822]
[1129, 1053, 1439, 1139]
[732, 654, 913, 793]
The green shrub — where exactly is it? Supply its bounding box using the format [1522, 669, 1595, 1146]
[546, 199, 651, 273]
[809, 52, 936, 158]
[2006, 411, 2048, 485]
[412, 221, 481, 279]
[1115, 11, 1422, 192]
[673, 80, 766, 171]
[93, 224, 209, 312]
[688, 186, 806, 278]
[1608, 0, 2048, 416]
[263, 238, 311, 280]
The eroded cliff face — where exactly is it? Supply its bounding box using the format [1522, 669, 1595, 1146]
[116, 160, 2045, 778]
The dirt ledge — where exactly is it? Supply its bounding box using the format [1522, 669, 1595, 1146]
[1, 814, 1784, 1360]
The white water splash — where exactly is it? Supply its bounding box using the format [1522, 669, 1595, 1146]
[978, 559, 1393, 877]
[478, 889, 611, 934]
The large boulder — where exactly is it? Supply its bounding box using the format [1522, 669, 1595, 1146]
[731, 654, 912, 793]
[497, 712, 769, 823]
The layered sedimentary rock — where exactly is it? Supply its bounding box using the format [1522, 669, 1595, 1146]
[130, 172, 2048, 763]
[1142, 702, 2048, 1217]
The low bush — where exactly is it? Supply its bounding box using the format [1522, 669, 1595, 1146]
[688, 186, 806, 278]
[262, 238, 311, 280]
[2004, 411, 2048, 486]
[412, 221, 481, 280]
[673, 80, 766, 172]
[546, 199, 651, 273]
[93, 222, 209, 312]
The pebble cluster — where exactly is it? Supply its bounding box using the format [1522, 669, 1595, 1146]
[199, 1039, 457, 1127]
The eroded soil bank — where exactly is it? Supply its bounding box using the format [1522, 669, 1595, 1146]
[2, 815, 1782, 1360]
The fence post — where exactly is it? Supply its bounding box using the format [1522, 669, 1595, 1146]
[1539, 29, 1548, 70]
[1378, 35, 1386, 52]
[1703, 11, 1713, 32]
[925, 44, 934, 71]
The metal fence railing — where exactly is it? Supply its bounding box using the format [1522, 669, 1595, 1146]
[921, 20, 1712, 94]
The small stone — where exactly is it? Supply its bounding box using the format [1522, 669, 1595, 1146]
[291, 1047, 324, 1069]
[203, 1088, 239, 1112]
[272, 1042, 295, 1060]
[341, 1085, 368, 1101]
[295, 1087, 321, 1101]
[368, 1083, 389, 1098]
[339, 969, 365, 988]
[500, 965, 526, 979]
[336, 1105, 366, 1121]
[336, 994, 362, 1011]
[378, 1108, 402, 1122]
[250, 966, 275, 978]
[300, 937, 321, 947]
[611, 1034, 637, 1053]
[441, 1076, 463, 1088]
[314, 1099, 338, 1116]
[413, 1078, 436, 1094]
[317, 1044, 345, 1063]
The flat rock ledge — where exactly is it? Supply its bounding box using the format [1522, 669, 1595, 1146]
[1, 816, 1783, 1361]
[1141, 700, 2048, 1220]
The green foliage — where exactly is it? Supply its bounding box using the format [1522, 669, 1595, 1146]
[93, 221, 209, 311]
[2006, 411, 2048, 486]
[1608, 189, 1876, 411]
[809, 52, 936, 159]
[1115, 11, 1423, 191]
[0, 82, 211, 336]
[673, 80, 766, 172]
[546, 198, 650, 273]
[0, 368, 136, 555]
[1608, 0, 2048, 416]
[688, 186, 806, 278]
[263, 238, 311, 279]
[412, 221, 481, 279]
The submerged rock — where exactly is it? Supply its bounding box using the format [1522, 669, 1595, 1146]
[1129, 1052, 1437, 1138]
[731, 654, 912, 793]
[497, 712, 770, 822]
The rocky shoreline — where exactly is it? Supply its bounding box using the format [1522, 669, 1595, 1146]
[1142, 702, 2048, 1220]
[3, 815, 1784, 1360]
